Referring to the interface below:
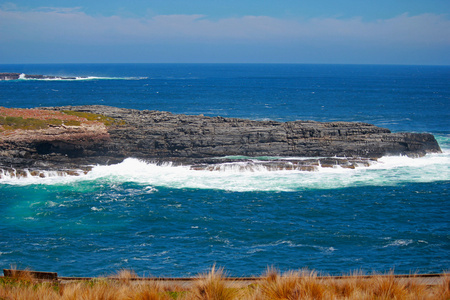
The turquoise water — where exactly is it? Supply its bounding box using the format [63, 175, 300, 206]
[0, 64, 449, 277]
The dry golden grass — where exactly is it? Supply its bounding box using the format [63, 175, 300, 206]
[189, 265, 238, 300]
[112, 269, 138, 285]
[3, 268, 35, 283]
[1, 268, 449, 300]
[437, 274, 450, 299]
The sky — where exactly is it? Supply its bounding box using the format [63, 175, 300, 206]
[0, 0, 449, 65]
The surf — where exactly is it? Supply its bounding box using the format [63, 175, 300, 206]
[17, 75, 148, 81]
[1, 149, 448, 192]
[8, 73, 148, 81]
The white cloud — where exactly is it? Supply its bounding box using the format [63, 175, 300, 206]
[1, 7, 449, 44]
[0, 6, 449, 63]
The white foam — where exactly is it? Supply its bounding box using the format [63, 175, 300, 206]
[15, 74, 147, 81]
[383, 239, 414, 248]
[1, 149, 448, 192]
[0, 169, 84, 185]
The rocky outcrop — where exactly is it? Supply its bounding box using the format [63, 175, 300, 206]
[0, 105, 442, 176]
[0, 120, 111, 176]
[0, 73, 21, 80]
[0, 73, 82, 80]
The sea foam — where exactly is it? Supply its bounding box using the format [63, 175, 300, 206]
[16, 74, 147, 81]
[1, 150, 448, 192]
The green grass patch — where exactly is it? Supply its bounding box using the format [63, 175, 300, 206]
[62, 120, 81, 126]
[62, 110, 125, 126]
[167, 290, 187, 299]
[0, 116, 81, 130]
[0, 116, 49, 130]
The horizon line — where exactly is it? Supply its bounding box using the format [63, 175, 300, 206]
[1, 62, 449, 67]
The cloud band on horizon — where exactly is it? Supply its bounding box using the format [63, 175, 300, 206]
[0, 6, 449, 64]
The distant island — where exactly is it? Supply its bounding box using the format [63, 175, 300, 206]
[0, 105, 441, 177]
[0, 72, 86, 80]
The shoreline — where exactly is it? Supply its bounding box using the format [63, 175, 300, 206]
[0, 105, 442, 178]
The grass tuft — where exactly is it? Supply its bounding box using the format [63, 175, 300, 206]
[436, 273, 450, 299]
[258, 268, 300, 300]
[5, 266, 35, 283]
[133, 282, 172, 300]
[113, 269, 138, 285]
[0, 267, 448, 299]
[190, 265, 237, 300]
[372, 272, 408, 299]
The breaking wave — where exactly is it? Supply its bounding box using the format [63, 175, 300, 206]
[16, 73, 147, 81]
[1, 150, 448, 192]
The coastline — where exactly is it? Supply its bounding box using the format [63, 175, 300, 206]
[0, 105, 441, 178]
[1, 65, 448, 279]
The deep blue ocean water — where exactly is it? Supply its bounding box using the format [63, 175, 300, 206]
[0, 64, 449, 277]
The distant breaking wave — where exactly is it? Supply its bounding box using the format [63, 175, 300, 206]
[0, 73, 148, 81]
[17, 73, 148, 81]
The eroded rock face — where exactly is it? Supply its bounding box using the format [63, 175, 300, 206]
[0, 105, 442, 176]
[51, 105, 440, 158]
[0, 120, 113, 173]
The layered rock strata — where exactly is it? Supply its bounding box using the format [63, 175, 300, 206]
[0, 105, 442, 177]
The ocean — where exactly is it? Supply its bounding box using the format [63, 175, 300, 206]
[0, 64, 449, 277]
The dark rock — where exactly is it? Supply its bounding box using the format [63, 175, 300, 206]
[0, 73, 21, 80]
[0, 73, 84, 80]
[0, 105, 442, 176]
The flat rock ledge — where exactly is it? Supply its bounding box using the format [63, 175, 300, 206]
[0, 105, 442, 178]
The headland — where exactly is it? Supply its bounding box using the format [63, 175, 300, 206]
[0, 105, 441, 177]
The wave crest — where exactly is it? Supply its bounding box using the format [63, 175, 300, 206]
[14, 73, 147, 81]
[1, 151, 448, 191]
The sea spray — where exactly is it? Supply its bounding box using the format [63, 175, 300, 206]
[1, 150, 448, 192]
[12, 73, 148, 81]
[0, 63, 448, 277]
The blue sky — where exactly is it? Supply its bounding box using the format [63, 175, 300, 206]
[0, 0, 449, 64]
